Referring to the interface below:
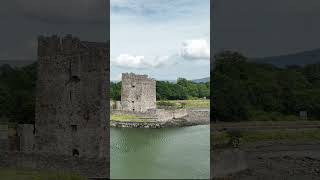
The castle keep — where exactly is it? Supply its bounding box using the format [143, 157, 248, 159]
[121, 73, 156, 112]
[35, 35, 109, 159]
[111, 73, 207, 128]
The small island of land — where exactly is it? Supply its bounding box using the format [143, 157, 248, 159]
[110, 73, 210, 128]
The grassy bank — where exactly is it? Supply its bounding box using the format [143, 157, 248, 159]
[157, 99, 210, 109]
[0, 168, 85, 180]
[111, 114, 154, 122]
[212, 129, 320, 147]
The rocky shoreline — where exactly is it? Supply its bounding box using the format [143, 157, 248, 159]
[110, 118, 209, 128]
[110, 109, 210, 128]
[212, 141, 320, 180]
[110, 121, 163, 128]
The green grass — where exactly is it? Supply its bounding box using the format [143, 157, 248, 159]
[212, 129, 320, 146]
[157, 99, 210, 109]
[0, 168, 86, 180]
[248, 110, 302, 121]
[111, 114, 154, 122]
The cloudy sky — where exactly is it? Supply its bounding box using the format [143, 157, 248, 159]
[0, 0, 108, 60]
[110, 0, 210, 81]
[213, 0, 320, 58]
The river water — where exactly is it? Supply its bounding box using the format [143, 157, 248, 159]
[110, 125, 210, 179]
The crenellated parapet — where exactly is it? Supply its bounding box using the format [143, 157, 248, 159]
[38, 34, 108, 57]
[122, 73, 155, 85]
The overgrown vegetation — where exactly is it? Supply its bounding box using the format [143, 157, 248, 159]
[110, 81, 121, 101]
[212, 51, 320, 122]
[111, 114, 154, 122]
[156, 100, 177, 107]
[157, 100, 210, 109]
[110, 78, 210, 101]
[0, 63, 37, 124]
[212, 129, 320, 147]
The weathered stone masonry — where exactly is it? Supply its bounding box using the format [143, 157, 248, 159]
[0, 125, 8, 152]
[35, 35, 109, 159]
[121, 73, 156, 112]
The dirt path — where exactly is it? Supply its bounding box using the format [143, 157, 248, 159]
[212, 121, 320, 131]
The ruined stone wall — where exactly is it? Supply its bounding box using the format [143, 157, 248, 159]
[17, 124, 35, 153]
[112, 108, 188, 122]
[115, 101, 122, 110]
[121, 73, 156, 112]
[186, 110, 210, 122]
[110, 100, 115, 110]
[156, 109, 188, 122]
[0, 125, 8, 152]
[111, 109, 157, 119]
[110, 100, 122, 110]
[35, 35, 109, 159]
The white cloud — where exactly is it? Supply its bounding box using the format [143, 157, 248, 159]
[180, 39, 210, 60]
[111, 54, 145, 68]
[111, 54, 170, 69]
[111, 0, 210, 79]
[112, 39, 210, 69]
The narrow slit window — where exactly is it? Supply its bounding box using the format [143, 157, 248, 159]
[71, 125, 77, 132]
[72, 149, 79, 156]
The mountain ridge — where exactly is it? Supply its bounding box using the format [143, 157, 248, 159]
[0, 60, 35, 67]
[253, 48, 320, 67]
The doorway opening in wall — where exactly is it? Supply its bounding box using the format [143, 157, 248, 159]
[72, 149, 79, 156]
[71, 125, 77, 132]
[71, 75, 80, 82]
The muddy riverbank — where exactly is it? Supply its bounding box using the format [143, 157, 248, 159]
[213, 141, 320, 180]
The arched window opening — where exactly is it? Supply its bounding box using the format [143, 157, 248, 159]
[72, 149, 79, 157]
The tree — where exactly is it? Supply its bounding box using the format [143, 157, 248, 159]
[110, 81, 121, 100]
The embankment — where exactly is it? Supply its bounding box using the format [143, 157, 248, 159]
[110, 109, 209, 128]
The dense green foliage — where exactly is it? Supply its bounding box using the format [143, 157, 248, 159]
[0, 63, 37, 124]
[212, 51, 320, 122]
[110, 81, 121, 101]
[110, 78, 210, 101]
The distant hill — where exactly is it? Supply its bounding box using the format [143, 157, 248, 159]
[254, 49, 320, 67]
[112, 77, 210, 83]
[0, 60, 35, 68]
[192, 77, 210, 83]
[157, 78, 210, 83]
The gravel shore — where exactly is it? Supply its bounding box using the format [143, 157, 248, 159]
[214, 141, 320, 180]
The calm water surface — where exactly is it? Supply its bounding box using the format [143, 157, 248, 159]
[111, 125, 209, 179]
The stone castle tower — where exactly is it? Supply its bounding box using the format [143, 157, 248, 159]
[35, 35, 109, 159]
[121, 73, 156, 112]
